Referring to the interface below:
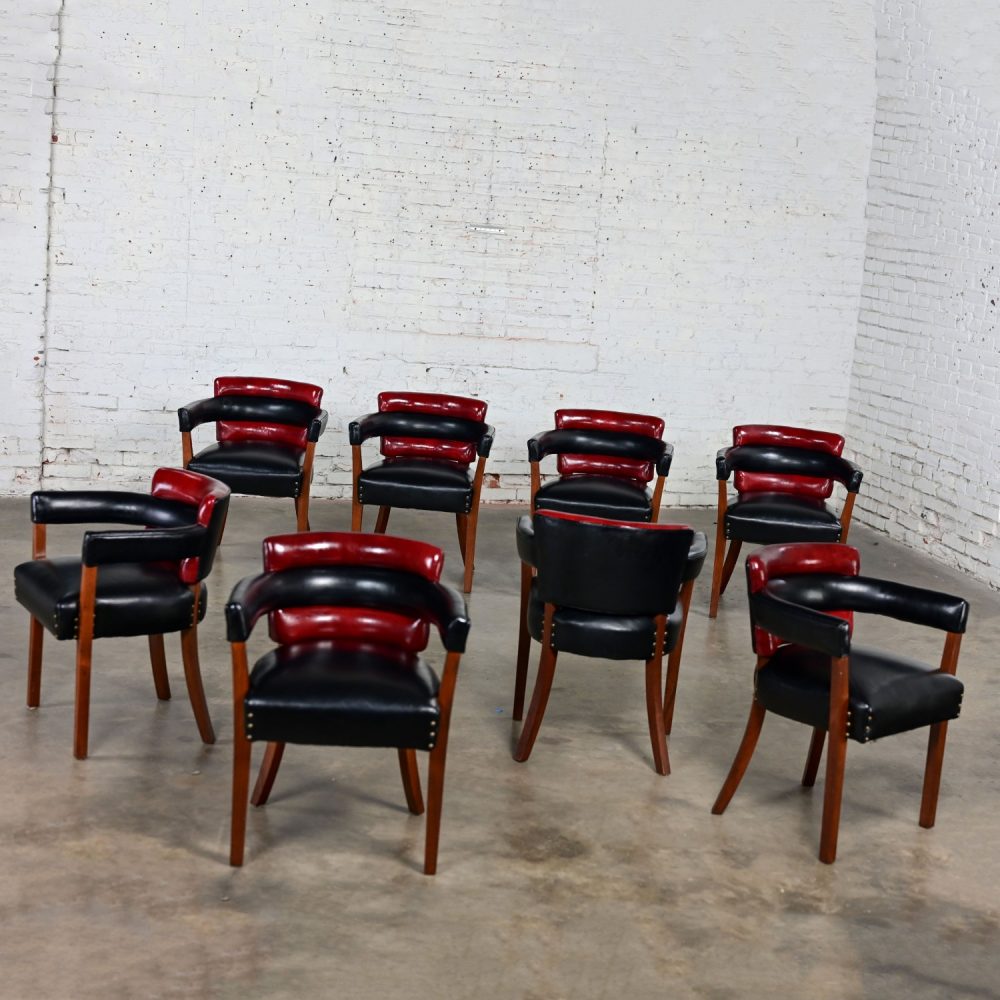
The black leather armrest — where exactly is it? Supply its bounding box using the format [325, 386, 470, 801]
[766, 575, 969, 634]
[180, 395, 321, 435]
[527, 428, 666, 464]
[31, 491, 194, 528]
[226, 567, 471, 652]
[722, 446, 864, 492]
[839, 458, 864, 493]
[656, 441, 674, 477]
[516, 515, 535, 567]
[478, 424, 496, 458]
[715, 447, 732, 481]
[349, 411, 487, 447]
[749, 589, 852, 658]
[682, 531, 707, 583]
[308, 409, 329, 443]
[348, 413, 380, 446]
[82, 524, 206, 567]
[177, 397, 219, 432]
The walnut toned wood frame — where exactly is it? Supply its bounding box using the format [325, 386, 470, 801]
[351, 445, 488, 595]
[711, 633, 963, 864]
[229, 644, 464, 875]
[26, 523, 215, 760]
[513, 603, 673, 776]
[709, 483, 859, 619]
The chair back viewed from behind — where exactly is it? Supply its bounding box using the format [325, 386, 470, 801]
[225, 531, 470, 874]
[533, 509, 692, 617]
[514, 510, 703, 777]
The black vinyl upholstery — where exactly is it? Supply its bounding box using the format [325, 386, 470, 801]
[527, 584, 685, 660]
[245, 640, 441, 749]
[187, 442, 304, 498]
[356, 460, 474, 514]
[14, 557, 206, 640]
[534, 476, 653, 521]
[179, 395, 327, 442]
[756, 644, 964, 743]
[726, 494, 842, 544]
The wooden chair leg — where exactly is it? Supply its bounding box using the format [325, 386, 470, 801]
[424, 743, 447, 875]
[513, 643, 558, 763]
[294, 494, 311, 532]
[148, 634, 172, 701]
[230, 727, 252, 866]
[919, 721, 949, 829]
[663, 581, 694, 735]
[27, 616, 44, 708]
[73, 631, 95, 761]
[709, 511, 727, 619]
[462, 505, 479, 594]
[251, 741, 285, 807]
[351, 500, 363, 531]
[719, 540, 743, 596]
[644, 654, 670, 776]
[180, 624, 216, 745]
[802, 727, 825, 787]
[374, 506, 391, 533]
[513, 563, 533, 721]
[398, 748, 425, 815]
[455, 514, 468, 563]
[819, 728, 848, 864]
[712, 700, 766, 814]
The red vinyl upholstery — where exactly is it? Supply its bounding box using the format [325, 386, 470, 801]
[215, 377, 324, 450]
[555, 408, 664, 484]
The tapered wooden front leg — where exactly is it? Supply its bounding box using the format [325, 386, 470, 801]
[819, 656, 850, 864]
[27, 616, 44, 708]
[513, 606, 558, 763]
[351, 445, 364, 531]
[801, 727, 825, 787]
[374, 506, 391, 533]
[251, 742, 285, 807]
[644, 620, 670, 776]
[512, 562, 533, 721]
[230, 642, 251, 866]
[712, 700, 766, 814]
[709, 482, 728, 618]
[180, 587, 215, 745]
[398, 748, 425, 815]
[663, 579, 695, 735]
[919, 722, 949, 829]
[73, 566, 98, 760]
[148, 634, 172, 701]
[424, 651, 461, 875]
[718, 540, 743, 597]
[296, 441, 316, 531]
[462, 507, 479, 594]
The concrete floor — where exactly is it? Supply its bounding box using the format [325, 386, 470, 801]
[1, 497, 998, 999]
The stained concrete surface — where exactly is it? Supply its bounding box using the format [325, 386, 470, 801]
[1, 498, 998, 1000]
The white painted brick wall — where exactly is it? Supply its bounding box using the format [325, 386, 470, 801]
[846, 0, 1000, 588]
[0, 2, 60, 489]
[5, 1, 874, 507]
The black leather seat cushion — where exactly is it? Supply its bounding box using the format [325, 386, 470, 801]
[527, 584, 684, 660]
[14, 557, 206, 640]
[245, 640, 441, 749]
[725, 493, 841, 544]
[756, 644, 964, 743]
[188, 442, 304, 498]
[357, 459, 473, 514]
[534, 476, 652, 521]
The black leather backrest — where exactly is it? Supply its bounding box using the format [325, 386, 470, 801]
[533, 514, 693, 615]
